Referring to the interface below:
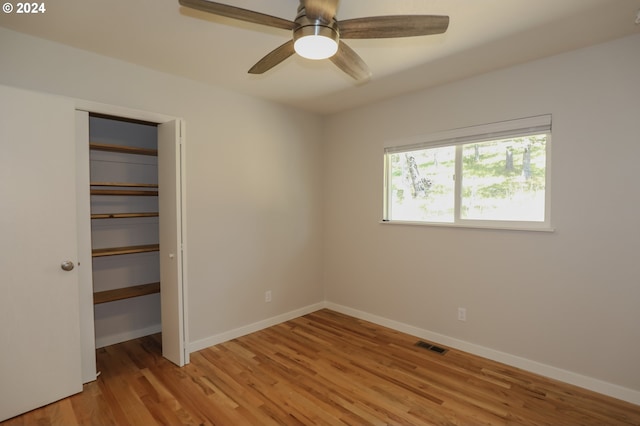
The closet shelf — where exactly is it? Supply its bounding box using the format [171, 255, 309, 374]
[91, 182, 158, 188]
[92, 244, 159, 257]
[90, 142, 157, 157]
[91, 189, 158, 196]
[93, 282, 160, 305]
[90, 182, 158, 196]
[91, 212, 159, 219]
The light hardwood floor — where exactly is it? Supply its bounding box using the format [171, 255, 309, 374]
[3, 309, 640, 425]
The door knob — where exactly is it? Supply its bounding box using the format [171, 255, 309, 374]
[60, 261, 75, 271]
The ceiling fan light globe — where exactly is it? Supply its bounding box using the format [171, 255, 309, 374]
[294, 35, 338, 60]
[293, 22, 339, 60]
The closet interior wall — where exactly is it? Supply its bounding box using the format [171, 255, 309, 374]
[89, 115, 161, 348]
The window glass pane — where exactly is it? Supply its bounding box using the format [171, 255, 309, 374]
[461, 135, 547, 221]
[389, 146, 455, 222]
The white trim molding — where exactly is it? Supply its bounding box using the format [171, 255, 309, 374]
[325, 302, 640, 406]
[185, 301, 640, 405]
[95, 324, 162, 349]
[187, 302, 326, 354]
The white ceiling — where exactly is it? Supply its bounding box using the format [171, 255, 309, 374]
[1, 0, 639, 114]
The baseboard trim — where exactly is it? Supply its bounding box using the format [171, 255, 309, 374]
[187, 302, 327, 354]
[95, 324, 162, 349]
[325, 302, 640, 406]
[184, 301, 640, 405]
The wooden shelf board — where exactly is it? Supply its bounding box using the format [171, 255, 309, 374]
[94, 282, 160, 305]
[92, 244, 159, 257]
[91, 182, 158, 188]
[91, 212, 159, 219]
[91, 189, 158, 196]
[90, 142, 157, 156]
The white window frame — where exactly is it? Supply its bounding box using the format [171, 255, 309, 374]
[383, 115, 553, 231]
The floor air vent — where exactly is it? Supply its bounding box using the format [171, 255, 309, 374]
[415, 340, 448, 355]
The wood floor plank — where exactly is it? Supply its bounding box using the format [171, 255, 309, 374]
[3, 309, 640, 425]
[68, 381, 117, 426]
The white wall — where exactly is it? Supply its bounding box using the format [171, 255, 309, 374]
[323, 34, 640, 395]
[0, 27, 325, 345]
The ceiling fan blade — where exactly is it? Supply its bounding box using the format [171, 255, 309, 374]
[179, 0, 295, 31]
[248, 40, 296, 74]
[303, 0, 339, 23]
[339, 15, 449, 39]
[329, 41, 371, 81]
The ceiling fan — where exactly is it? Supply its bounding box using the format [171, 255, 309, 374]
[179, 0, 449, 81]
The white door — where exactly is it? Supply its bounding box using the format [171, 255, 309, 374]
[0, 85, 82, 421]
[158, 120, 187, 366]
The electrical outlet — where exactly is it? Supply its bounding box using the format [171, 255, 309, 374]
[265, 290, 272, 302]
[457, 307, 467, 321]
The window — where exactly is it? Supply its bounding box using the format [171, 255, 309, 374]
[383, 115, 551, 230]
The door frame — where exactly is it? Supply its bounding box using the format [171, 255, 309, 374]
[75, 99, 189, 375]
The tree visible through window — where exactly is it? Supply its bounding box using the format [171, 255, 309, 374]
[461, 136, 547, 221]
[389, 146, 455, 222]
[384, 116, 551, 229]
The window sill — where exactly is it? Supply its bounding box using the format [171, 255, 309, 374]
[379, 220, 555, 233]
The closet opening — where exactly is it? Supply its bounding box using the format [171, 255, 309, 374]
[88, 114, 162, 349]
[77, 108, 186, 382]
